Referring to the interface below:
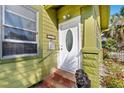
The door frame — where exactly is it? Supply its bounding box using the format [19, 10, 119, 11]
[58, 16, 82, 73]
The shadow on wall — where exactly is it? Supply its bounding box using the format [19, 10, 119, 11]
[0, 52, 57, 88]
[46, 8, 58, 29]
[0, 58, 42, 88]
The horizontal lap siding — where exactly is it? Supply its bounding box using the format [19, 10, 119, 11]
[42, 8, 58, 57]
[0, 6, 58, 87]
[0, 58, 42, 88]
[0, 52, 57, 87]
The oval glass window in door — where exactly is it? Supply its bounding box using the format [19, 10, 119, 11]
[66, 29, 73, 52]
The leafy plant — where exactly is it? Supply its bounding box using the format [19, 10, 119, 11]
[104, 6, 124, 52]
[120, 7, 124, 17]
[104, 38, 117, 52]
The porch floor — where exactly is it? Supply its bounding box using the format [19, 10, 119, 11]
[36, 68, 76, 88]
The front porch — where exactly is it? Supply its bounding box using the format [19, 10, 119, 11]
[0, 5, 110, 88]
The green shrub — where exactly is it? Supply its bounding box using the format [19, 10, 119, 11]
[104, 38, 117, 52]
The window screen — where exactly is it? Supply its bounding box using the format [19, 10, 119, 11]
[2, 42, 37, 56]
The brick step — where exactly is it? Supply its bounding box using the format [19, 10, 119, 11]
[36, 69, 76, 88]
[37, 75, 76, 88]
[54, 69, 76, 82]
[53, 73, 76, 87]
[37, 81, 50, 88]
[45, 79, 68, 88]
[37, 74, 54, 88]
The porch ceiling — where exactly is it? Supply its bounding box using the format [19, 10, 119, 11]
[44, 5, 110, 31]
[43, 5, 63, 10]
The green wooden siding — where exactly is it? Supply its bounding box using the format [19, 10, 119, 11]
[0, 6, 58, 88]
[42, 7, 59, 57]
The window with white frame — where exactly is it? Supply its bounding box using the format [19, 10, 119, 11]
[1, 5, 38, 59]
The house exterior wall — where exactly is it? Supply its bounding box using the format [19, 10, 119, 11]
[57, 5, 102, 87]
[0, 6, 58, 87]
[0, 5, 107, 88]
[42, 7, 59, 57]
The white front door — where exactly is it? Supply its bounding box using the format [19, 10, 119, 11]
[58, 16, 82, 73]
